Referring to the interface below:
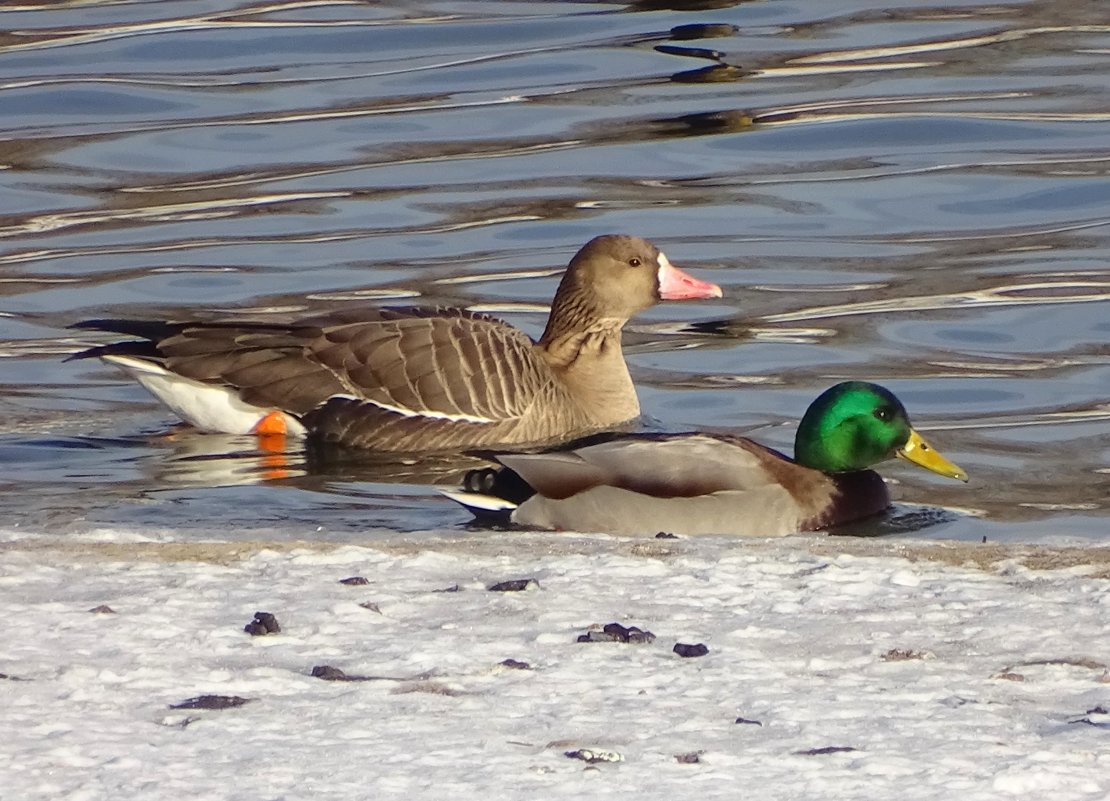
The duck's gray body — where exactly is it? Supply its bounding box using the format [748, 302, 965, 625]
[446, 433, 889, 536]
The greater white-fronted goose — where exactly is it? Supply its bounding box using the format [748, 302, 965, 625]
[443, 382, 968, 536]
[69, 235, 722, 454]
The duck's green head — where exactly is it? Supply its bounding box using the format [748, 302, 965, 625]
[794, 381, 967, 481]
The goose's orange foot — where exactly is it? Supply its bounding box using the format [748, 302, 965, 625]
[251, 411, 289, 455]
[251, 412, 293, 480]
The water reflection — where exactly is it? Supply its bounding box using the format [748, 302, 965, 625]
[149, 432, 491, 491]
[762, 277, 1110, 323]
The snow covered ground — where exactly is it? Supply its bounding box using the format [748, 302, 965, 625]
[2, 528, 1108, 800]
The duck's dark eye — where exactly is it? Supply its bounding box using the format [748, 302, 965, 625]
[873, 406, 894, 422]
[629, 257, 642, 268]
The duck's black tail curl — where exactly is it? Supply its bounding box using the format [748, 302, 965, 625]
[462, 465, 535, 506]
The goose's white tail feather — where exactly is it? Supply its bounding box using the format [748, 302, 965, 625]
[102, 355, 306, 437]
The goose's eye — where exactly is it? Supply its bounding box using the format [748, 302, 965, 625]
[629, 257, 642, 268]
[873, 406, 893, 422]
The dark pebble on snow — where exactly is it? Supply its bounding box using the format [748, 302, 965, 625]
[564, 749, 622, 764]
[674, 751, 703, 764]
[310, 665, 374, 682]
[170, 695, 254, 710]
[1069, 705, 1110, 727]
[339, 576, 369, 585]
[734, 717, 763, 726]
[499, 659, 531, 670]
[655, 531, 678, 539]
[577, 622, 656, 644]
[795, 746, 858, 756]
[488, 578, 538, 592]
[309, 665, 404, 682]
[881, 648, 931, 661]
[88, 604, 116, 614]
[244, 611, 281, 636]
[673, 642, 709, 658]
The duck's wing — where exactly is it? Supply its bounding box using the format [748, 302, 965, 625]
[495, 434, 844, 537]
[497, 434, 793, 498]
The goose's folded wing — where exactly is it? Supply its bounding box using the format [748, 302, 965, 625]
[309, 313, 548, 424]
[154, 323, 348, 415]
[134, 310, 549, 423]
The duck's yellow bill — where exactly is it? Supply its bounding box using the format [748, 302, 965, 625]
[896, 429, 968, 482]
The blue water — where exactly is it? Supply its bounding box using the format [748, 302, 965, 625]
[1, 0, 1107, 542]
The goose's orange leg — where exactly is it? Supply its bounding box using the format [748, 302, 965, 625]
[251, 411, 291, 480]
[252, 411, 288, 450]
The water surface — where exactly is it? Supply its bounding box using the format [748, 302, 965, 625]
[1, 0, 1107, 542]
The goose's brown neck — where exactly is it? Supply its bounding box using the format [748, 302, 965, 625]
[535, 320, 639, 426]
[537, 318, 623, 366]
[537, 270, 629, 370]
[538, 274, 615, 346]
[532, 262, 643, 425]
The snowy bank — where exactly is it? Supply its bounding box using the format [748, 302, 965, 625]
[2, 530, 1108, 800]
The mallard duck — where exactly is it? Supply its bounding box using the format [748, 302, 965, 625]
[68, 235, 721, 454]
[442, 381, 968, 536]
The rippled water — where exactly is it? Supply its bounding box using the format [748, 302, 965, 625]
[1, 0, 1107, 542]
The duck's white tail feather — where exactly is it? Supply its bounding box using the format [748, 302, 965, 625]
[439, 488, 518, 514]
